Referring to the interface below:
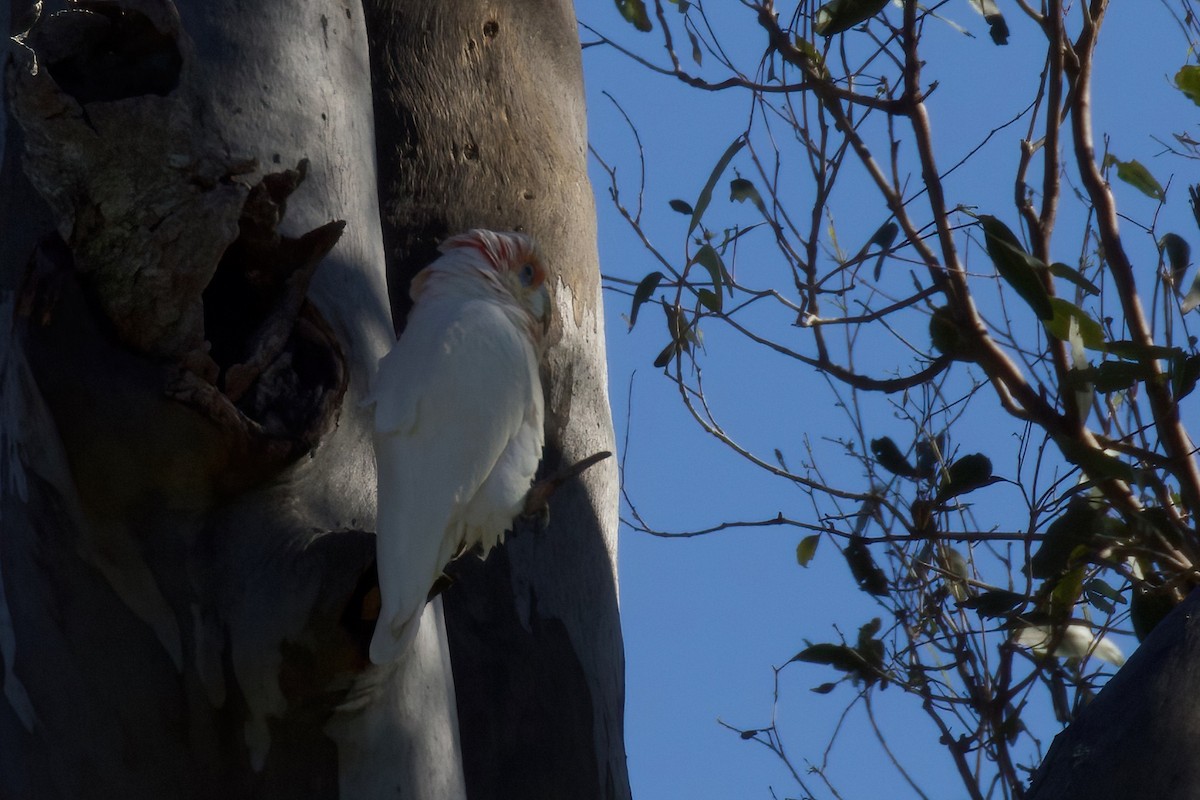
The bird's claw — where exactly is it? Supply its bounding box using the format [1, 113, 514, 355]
[521, 450, 613, 517]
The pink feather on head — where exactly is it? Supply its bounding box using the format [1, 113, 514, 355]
[440, 228, 520, 265]
[438, 229, 547, 288]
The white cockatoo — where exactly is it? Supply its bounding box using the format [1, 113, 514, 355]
[1013, 622, 1126, 666]
[366, 228, 550, 664]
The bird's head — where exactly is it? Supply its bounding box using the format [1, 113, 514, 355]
[438, 229, 552, 335]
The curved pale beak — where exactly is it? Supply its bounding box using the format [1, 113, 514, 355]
[529, 283, 551, 333]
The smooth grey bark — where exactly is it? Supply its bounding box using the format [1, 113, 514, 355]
[1, 0, 625, 797]
[1026, 588, 1200, 799]
[362, 2, 630, 798]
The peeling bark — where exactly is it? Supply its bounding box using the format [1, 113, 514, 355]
[10, 2, 245, 358]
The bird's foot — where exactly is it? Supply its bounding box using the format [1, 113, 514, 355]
[521, 450, 613, 517]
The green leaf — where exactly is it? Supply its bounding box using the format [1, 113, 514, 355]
[1048, 566, 1087, 621]
[654, 301, 692, 368]
[1176, 65, 1200, 107]
[629, 271, 664, 330]
[697, 288, 721, 313]
[693, 244, 728, 301]
[1131, 584, 1176, 641]
[1172, 352, 1200, 400]
[929, 305, 976, 361]
[980, 215, 1053, 320]
[1093, 361, 1155, 392]
[844, 535, 889, 596]
[938, 546, 970, 601]
[852, 495, 879, 535]
[960, 589, 1026, 618]
[870, 436, 917, 477]
[813, 0, 889, 36]
[1043, 298, 1106, 351]
[796, 534, 820, 567]
[1001, 610, 1057, 631]
[790, 621, 885, 688]
[811, 682, 838, 694]
[614, 0, 653, 31]
[867, 221, 900, 280]
[914, 435, 942, 480]
[668, 199, 694, 215]
[687, 28, 702, 65]
[1104, 155, 1165, 202]
[1055, 437, 1137, 484]
[935, 453, 995, 504]
[855, 617, 884, 672]
[1136, 506, 1183, 547]
[663, 299, 685, 340]
[1083, 578, 1126, 615]
[653, 341, 679, 369]
[792, 36, 829, 77]
[1159, 233, 1191, 292]
[791, 642, 865, 672]
[939, 546, 969, 581]
[729, 177, 767, 216]
[1182, 271, 1200, 314]
[857, 616, 882, 641]
[1085, 593, 1115, 615]
[974, 0, 1009, 46]
[1070, 360, 1156, 393]
[1105, 341, 1180, 361]
[1032, 497, 1108, 579]
[1047, 261, 1100, 296]
[689, 137, 746, 236]
[867, 221, 900, 249]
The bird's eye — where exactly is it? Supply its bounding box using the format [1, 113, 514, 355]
[518, 263, 537, 287]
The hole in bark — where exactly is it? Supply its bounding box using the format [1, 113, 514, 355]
[233, 310, 345, 442]
[482, 19, 499, 38]
[40, 5, 182, 104]
[199, 160, 347, 457]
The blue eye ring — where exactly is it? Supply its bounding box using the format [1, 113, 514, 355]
[519, 263, 537, 286]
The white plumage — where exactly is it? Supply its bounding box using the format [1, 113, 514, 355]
[366, 229, 550, 664]
[1013, 622, 1126, 666]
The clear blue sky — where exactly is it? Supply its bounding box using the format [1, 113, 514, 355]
[580, 3, 1200, 798]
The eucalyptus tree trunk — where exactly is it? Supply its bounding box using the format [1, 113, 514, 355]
[0, 1, 628, 798]
[1026, 588, 1200, 800]
[361, 3, 628, 798]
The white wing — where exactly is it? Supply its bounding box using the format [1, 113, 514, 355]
[367, 292, 541, 663]
[1014, 623, 1126, 666]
